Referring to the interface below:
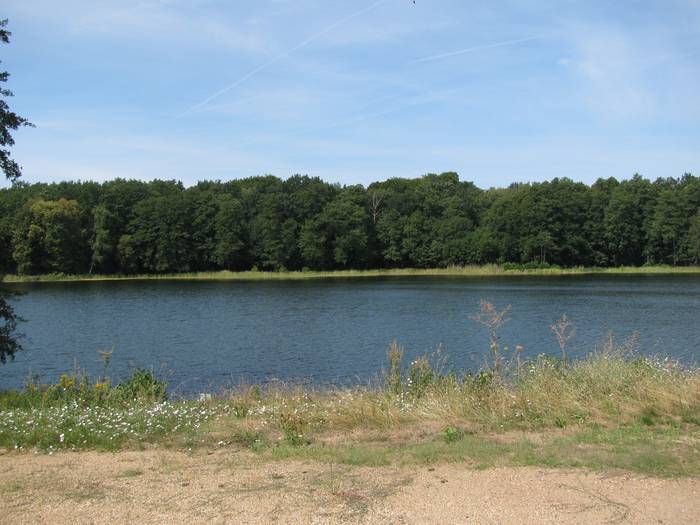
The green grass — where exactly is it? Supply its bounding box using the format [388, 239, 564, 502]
[3, 264, 700, 283]
[256, 425, 700, 477]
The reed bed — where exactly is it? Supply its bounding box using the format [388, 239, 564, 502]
[3, 264, 700, 283]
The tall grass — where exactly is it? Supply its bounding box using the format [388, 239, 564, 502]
[1, 346, 697, 462]
[3, 264, 700, 283]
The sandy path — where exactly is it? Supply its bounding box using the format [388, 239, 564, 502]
[1, 449, 698, 524]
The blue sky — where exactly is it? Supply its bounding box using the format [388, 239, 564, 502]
[2, 0, 699, 188]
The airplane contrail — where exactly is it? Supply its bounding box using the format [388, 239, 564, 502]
[415, 35, 542, 63]
[179, 0, 387, 117]
[330, 87, 462, 129]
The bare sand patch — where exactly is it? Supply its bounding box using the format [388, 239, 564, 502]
[1, 450, 698, 524]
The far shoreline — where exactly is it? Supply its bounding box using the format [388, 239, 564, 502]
[3, 264, 700, 283]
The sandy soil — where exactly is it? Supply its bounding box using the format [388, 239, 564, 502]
[1, 449, 698, 524]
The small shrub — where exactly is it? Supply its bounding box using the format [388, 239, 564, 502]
[249, 385, 262, 400]
[231, 429, 266, 450]
[113, 369, 167, 403]
[638, 407, 659, 426]
[443, 425, 464, 443]
[464, 370, 495, 390]
[279, 412, 310, 446]
[231, 401, 250, 418]
[503, 262, 560, 271]
[58, 374, 76, 390]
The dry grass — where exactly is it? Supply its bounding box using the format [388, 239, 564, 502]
[215, 353, 699, 437]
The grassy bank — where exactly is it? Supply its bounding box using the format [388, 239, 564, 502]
[3, 264, 700, 283]
[1, 343, 698, 477]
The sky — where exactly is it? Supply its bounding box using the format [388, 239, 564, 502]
[2, 0, 700, 188]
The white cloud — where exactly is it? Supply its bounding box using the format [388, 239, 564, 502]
[4, 0, 271, 54]
[566, 26, 655, 119]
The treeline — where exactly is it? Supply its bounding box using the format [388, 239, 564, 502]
[1, 172, 699, 275]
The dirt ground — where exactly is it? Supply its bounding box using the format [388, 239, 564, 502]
[1, 449, 698, 524]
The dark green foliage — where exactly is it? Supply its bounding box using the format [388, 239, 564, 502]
[112, 369, 167, 403]
[119, 190, 194, 273]
[646, 175, 700, 265]
[300, 186, 369, 269]
[442, 425, 465, 443]
[213, 194, 247, 270]
[230, 429, 267, 450]
[0, 289, 21, 363]
[0, 19, 29, 363]
[0, 173, 698, 275]
[12, 198, 86, 274]
[1, 19, 34, 183]
[689, 210, 700, 264]
[0, 368, 167, 410]
[604, 175, 655, 265]
[279, 412, 310, 446]
[481, 178, 592, 266]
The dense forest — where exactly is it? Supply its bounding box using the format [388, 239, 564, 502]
[0, 172, 699, 275]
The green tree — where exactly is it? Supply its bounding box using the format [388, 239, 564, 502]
[298, 218, 327, 269]
[372, 173, 482, 267]
[121, 192, 194, 273]
[12, 198, 86, 274]
[188, 187, 219, 270]
[604, 175, 655, 266]
[688, 210, 700, 264]
[1, 19, 32, 363]
[241, 176, 287, 270]
[90, 179, 154, 273]
[375, 208, 406, 266]
[90, 204, 119, 273]
[648, 181, 686, 265]
[299, 187, 369, 269]
[213, 194, 247, 270]
[0, 171, 699, 275]
[586, 178, 619, 266]
[1, 19, 33, 182]
[0, 291, 20, 364]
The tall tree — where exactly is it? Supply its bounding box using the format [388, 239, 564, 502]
[1, 19, 32, 181]
[689, 211, 700, 264]
[13, 198, 86, 274]
[120, 192, 195, 273]
[213, 194, 247, 270]
[0, 19, 32, 363]
[604, 175, 655, 266]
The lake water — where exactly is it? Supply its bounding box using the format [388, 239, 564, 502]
[1, 275, 699, 395]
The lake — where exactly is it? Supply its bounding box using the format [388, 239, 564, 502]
[1, 275, 699, 395]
